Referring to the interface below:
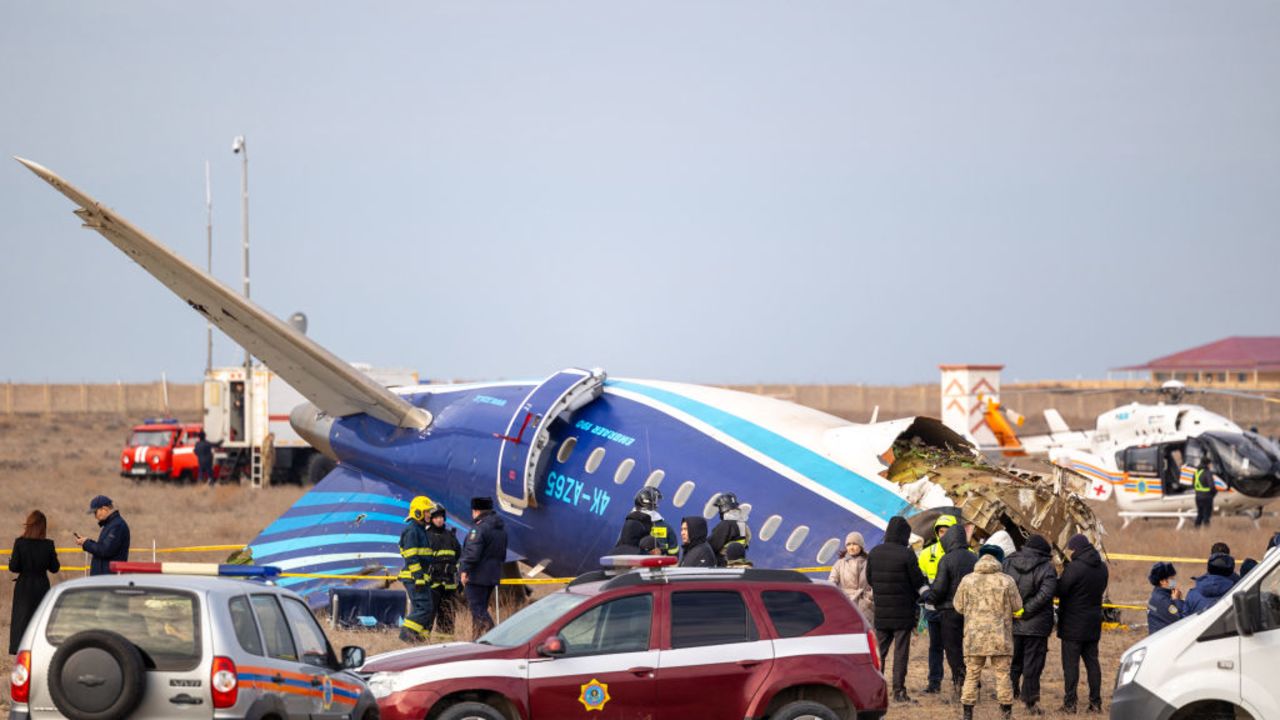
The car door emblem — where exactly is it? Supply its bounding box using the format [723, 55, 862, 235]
[579, 678, 611, 711]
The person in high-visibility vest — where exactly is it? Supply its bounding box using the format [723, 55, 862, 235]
[398, 496, 436, 643]
[917, 514, 958, 694]
[1193, 459, 1217, 529]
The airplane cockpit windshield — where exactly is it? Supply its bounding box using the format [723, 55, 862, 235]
[1196, 431, 1280, 499]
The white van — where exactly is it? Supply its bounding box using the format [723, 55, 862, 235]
[1111, 546, 1280, 719]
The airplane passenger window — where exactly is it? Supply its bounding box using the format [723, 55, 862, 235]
[816, 538, 841, 564]
[585, 447, 606, 474]
[556, 437, 577, 464]
[614, 458, 635, 485]
[785, 526, 810, 552]
[673, 481, 696, 508]
[758, 515, 783, 541]
[702, 493, 722, 520]
[644, 470, 664, 488]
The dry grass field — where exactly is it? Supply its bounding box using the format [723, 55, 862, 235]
[0, 412, 1275, 719]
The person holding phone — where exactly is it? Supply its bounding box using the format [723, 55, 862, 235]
[75, 495, 130, 576]
[9, 510, 59, 654]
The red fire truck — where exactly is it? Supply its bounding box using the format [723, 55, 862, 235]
[118, 418, 219, 482]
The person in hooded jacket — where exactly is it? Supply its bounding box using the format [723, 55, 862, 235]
[1185, 553, 1237, 614]
[679, 516, 716, 567]
[1146, 562, 1185, 635]
[927, 521, 977, 700]
[611, 501, 654, 556]
[1055, 533, 1108, 714]
[829, 531, 874, 625]
[1003, 534, 1058, 715]
[867, 516, 928, 703]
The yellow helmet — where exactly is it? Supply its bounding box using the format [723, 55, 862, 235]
[407, 496, 434, 522]
[933, 514, 958, 533]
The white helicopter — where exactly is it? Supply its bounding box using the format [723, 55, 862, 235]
[1012, 381, 1280, 526]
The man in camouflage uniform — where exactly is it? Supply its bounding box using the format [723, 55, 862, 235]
[953, 545, 1022, 720]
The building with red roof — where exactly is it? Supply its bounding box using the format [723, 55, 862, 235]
[1115, 336, 1280, 384]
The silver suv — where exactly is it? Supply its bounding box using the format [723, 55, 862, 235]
[9, 573, 378, 720]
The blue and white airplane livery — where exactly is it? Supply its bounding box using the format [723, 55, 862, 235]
[19, 157, 969, 605]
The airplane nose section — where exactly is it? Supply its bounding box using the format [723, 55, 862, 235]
[290, 402, 337, 460]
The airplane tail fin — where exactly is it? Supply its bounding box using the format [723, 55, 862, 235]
[244, 466, 415, 606]
[15, 157, 430, 430]
[1044, 409, 1071, 435]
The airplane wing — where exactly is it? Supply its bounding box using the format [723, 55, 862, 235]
[16, 157, 431, 430]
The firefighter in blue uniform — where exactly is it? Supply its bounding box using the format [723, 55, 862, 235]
[1193, 458, 1217, 528]
[398, 496, 435, 643]
[460, 496, 508, 639]
[425, 504, 461, 635]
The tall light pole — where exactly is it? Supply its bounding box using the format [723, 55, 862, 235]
[204, 161, 213, 373]
[232, 135, 251, 452]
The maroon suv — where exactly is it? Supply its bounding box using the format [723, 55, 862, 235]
[364, 562, 887, 720]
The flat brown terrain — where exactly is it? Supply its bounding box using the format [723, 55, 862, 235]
[0, 412, 1275, 719]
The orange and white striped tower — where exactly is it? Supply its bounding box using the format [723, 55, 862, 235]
[939, 364, 1004, 447]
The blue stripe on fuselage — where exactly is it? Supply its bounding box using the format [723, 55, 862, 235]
[607, 380, 908, 521]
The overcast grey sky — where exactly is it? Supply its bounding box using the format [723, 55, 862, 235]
[2, 2, 1277, 385]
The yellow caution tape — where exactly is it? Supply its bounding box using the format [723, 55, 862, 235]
[1104, 552, 1208, 564]
[3, 544, 244, 556]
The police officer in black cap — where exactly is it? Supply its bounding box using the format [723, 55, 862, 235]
[1146, 562, 1185, 635]
[459, 496, 507, 638]
[708, 492, 750, 567]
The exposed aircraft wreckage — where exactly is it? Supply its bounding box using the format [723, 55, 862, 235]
[887, 439, 1108, 563]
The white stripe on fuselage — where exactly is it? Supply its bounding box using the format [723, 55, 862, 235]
[604, 384, 889, 530]
[270, 552, 404, 571]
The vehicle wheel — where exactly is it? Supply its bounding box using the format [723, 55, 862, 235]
[361, 707, 380, 720]
[437, 701, 507, 720]
[48, 630, 147, 720]
[305, 453, 336, 485]
[769, 700, 841, 720]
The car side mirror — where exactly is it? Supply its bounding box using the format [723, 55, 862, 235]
[341, 645, 366, 670]
[1232, 593, 1256, 637]
[537, 635, 565, 658]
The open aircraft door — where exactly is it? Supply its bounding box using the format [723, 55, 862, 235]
[495, 368, 607, 515]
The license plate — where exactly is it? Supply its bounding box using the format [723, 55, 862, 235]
[131, 467, 147, 475]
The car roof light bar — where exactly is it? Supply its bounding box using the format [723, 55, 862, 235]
[110, 561, 281, 578]
[598, 555, 678, 569]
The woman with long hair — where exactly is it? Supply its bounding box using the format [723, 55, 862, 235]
[9, 510, 60, 654]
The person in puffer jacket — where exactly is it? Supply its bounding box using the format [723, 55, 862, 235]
[828, 531, 874, 625]
[1003, 534, 1058, 715]
[678, 516, 716, 567]
[927, 522, 977, 700]
[867, 516, 928, 704]
[1185, 552, 1237, 614]
[611, 507, 653, 557]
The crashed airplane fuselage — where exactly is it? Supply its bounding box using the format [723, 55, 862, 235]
[18, 157, 1106, 604]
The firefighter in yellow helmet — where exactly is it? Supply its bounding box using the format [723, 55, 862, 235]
[398, 496, 436, 642]
[918, 513, 959, 694]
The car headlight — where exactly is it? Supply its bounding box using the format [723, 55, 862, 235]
[1116, 647, 1146, 688]
[367, 673, 396, 699]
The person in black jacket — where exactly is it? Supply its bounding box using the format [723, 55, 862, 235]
[9, 510, 59, 654]
[193, 431, 219, 485]
[679, 516, 716, 567]
[926, 521, 976, 701]
[1003, 534, 1058, 715]
[425, 505, 462, 635]
[612, 496, 655, 556]
[76, 495, 129, 576]
[708, 493, 750, 566]
[867, 516, 928, 703]
[459, 497, 508, 638]
[1056, 533, 1108, 714]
